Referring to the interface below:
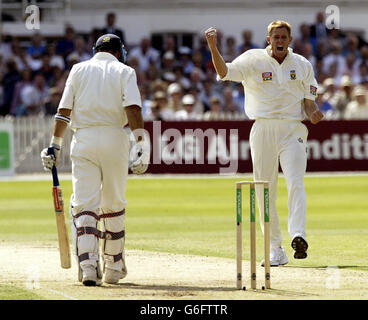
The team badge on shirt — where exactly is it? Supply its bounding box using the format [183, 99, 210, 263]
[262, 72, 272, 81]
[310, 85, 317, 96]
[290, 70, 296, 80]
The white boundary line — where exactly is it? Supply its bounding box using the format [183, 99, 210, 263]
[1, 171, 368, 182]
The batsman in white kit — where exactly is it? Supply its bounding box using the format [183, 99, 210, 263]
[41, 34, 149, 286]
[206, 21, 324, 266]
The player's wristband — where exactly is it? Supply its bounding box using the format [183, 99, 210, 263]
[50, 136, 63, 148]
[55, 113, 71, 124]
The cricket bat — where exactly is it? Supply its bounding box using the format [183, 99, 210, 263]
[48, 147, 71, 269]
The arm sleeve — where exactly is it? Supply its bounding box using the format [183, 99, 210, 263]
[303, 61, 318, 101]
[217, 52, 250, 82]
[122, 69, 142, 108]
[58, 65, 76, 110]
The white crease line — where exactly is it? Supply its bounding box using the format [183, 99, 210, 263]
[44, 288, 78, 300]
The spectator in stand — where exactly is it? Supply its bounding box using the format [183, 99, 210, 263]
[66, 36, 91, 65]
[298, 23, 317, 54]
[303, 43, 317, 72]
[127, 56, 146, 86]
[237, 30, 258, 54]
[323, 41, 346, 82]
[357, 63, 368, 84]
[197, 36, 212, 70]
[14, 46, 36, 72]
[188, 85, 204, 114]
[55, 68, 69, 94]
[178, 46, 195, 76]
[192, 50, 204, 70]
[153, 90, 175, 120]
[189, 67, 205, 92]
[18, 73, 49, 116]
[353, 46, 368, 80]
[150, 79, 168, 96]
[310, 11, 328, 43]
[315, 59, 328, 84]
[48, 66, 63, 88]
[139, 84, 153, 121]
[344, 86, 368, 119]
[332, 75, 354, 119]
[130, 37, 160, 73]
[161, 35, 179, 60]
[342, 33, 360, 58]
[160, 50, 176, 76]
[46, 42, 65, 71]
[0, 34, 13, 62]
[322, 77, 337, 108]
[44, 87, 62, 115]
[292, 39, 305, 56]
[87, 28, 103, 54]
[166, 82, 183, 113]
[316, 39, 328, 60]
[9, 68, 33, 116]
[233, 83, 246, 117]
[56, 25, 76, 59]
[199, 79, 221, 112]
[223, 87, 241, 114]
[316, 85, 334, 116]
[345, 53, 359, 83]
[175, 94, 199, 120]
[101, 12, 125, 45]
[146, 59, 160, 83]
[0, 59, 21, 116]
[27, 33, 46, 60]
[39, 53, 55, 85]
[148, 101, 162, 121]
[223, 36, 238, 63]
[203, 96, 223, 120]
[173, 65, 190, 90]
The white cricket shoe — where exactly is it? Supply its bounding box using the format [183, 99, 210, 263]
[81, 265, 102, 286]
[261, 247, 288, 267]
[104, 267, 127, 284]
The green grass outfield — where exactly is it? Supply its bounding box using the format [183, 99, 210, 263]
[1, 175, 367, 271]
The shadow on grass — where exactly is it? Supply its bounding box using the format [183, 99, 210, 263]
[108, 282, 234, 292]
[284, 265, 368, 271]
[102, 282, 318, 297]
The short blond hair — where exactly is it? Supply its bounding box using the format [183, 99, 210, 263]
[267, 20, 292, 36]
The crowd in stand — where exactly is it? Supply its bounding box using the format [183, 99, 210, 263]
[1, 11, 368, 120]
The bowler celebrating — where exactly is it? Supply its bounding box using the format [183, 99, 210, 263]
[206, 21, 323, 265]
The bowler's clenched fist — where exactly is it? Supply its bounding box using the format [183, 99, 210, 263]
[310, 109, 324, 124]
[205, 27, 217, 48]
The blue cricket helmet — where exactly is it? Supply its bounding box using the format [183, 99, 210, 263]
[92, 33, 127, 63]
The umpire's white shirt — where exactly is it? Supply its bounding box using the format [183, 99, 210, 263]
[58, 52, 142, 130]
[220, 46, 317, 120]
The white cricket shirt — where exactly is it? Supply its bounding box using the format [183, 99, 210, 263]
[219, 46, 318, 120]
[58, 52, 142, 130]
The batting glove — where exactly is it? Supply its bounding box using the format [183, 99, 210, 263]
[129, 140, 150, 175]
[40, 136, 62, 171]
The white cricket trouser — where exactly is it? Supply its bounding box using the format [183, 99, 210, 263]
[249, 119, 308, 249]
[70, 126, 129, 272]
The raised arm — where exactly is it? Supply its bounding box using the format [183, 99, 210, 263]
[205, 27, 228, 79]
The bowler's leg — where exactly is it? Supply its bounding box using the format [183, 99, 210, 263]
[249, 121, 283, 249]
[279, 123, 308, 258]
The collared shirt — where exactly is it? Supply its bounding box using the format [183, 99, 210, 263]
[58, 52, 141, 130]
[219, 46, 318, 120]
